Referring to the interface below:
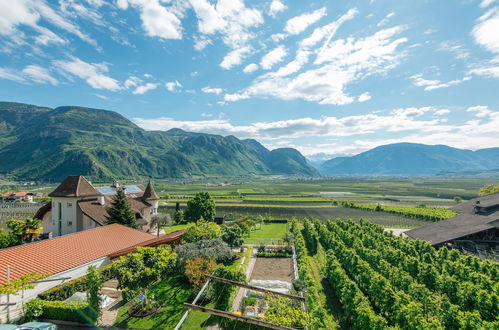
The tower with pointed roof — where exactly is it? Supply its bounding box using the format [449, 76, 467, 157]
[48, 176, 102, 236]
[142, 181, 159, 215]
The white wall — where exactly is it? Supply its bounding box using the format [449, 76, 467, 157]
[51, 198, 80, 237]
[0, 257, 110, 323]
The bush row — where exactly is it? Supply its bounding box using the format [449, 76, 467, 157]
[38, 264, 113, 301]
[26, 299, 96, 323]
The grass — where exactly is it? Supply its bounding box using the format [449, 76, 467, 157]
[164, 223, 191, 234]
[113, 276, 193, 330]
[244, 222, 288, 244]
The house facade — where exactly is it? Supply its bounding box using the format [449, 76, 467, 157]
[0, 191, 34, 203]
[35, 176, 160, 237]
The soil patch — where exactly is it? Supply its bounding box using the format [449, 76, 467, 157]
[250, 257, 293, 282]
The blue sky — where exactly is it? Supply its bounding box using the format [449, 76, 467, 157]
[1, 0, 499, 160]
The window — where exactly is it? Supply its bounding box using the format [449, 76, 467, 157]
[68, 221, 73, 226]
[67, 202, 72, 207]
[58, 203, 62, 220]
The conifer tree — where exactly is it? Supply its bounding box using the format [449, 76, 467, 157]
[106, 189, 138, 228]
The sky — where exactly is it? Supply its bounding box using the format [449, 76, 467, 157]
[1, 0, 499, 161]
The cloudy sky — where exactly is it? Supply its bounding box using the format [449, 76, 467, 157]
[1, 0, 499, 160]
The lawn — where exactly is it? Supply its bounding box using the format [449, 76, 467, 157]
[163, 223, 191, 234]
[113, 276, 193, 329]
[244, 222, 288, 245]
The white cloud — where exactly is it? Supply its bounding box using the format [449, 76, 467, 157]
[201, 113, 213, 117]
[0, 67, 25, 83]
[133, 82, 158, 94]
[377, 12, 395, 27]
[53, 57, 121, 91]
[472, 8, 499, 54]
[202, 86, 223, 94]
[467, 105, 493, 117]
[224, 92, 250, 102]
[358, 92, 371, 102]
[434, 109, 450, 115]
[117, 0, 182, 39]
[410, 74, 471, 91]
[480, 0, 498, 8]
[260, 45, 287, 70]
[269, 0, 287, 17]
[165, 80, 182, 92]
[133, 106, 499, 155]
[227, 24, 407, 105]
[22, 65, 57, 85]
[243, 63, 259, 73]
[190, 0, 263, 69]
[469, 65, 499, 78]
[220, 46, 252, 69]
[194, 35, 211, 50]
[284, 7, 326, 35]
[0, 0, 96, 47]
[94, 93, 108, 100]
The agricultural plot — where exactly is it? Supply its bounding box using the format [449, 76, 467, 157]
[348, 203, 458, 221]
[0, 203, 42, 228]
[293, 219, 499, 329]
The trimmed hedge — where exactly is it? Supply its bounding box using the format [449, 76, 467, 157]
[255, 251, 292, 258]
[38, 264, 113, 301]
[28, 299, 96, 323]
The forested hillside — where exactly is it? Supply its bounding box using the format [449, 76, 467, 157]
[0, 102, 318, 181]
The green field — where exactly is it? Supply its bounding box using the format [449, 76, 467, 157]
[243, 222, 288, 244]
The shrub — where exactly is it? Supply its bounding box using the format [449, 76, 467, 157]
[185, 258, 217, 287]
[27, 299, 95, 323]
[38, 264, 113, 301]
[122, 287, 140, 303]
[221, 225, 244, 248]
[174, 239, 235, 265]
[183, 222, 221, 243]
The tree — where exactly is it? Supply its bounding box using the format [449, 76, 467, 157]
[106, 188, 138, 228]
[174, 239, 235, 265]
[221, 226, 244, 248]
[183, 221, 221, 243]
[479, 184, 499, 196]
[113, 246, 177, 309]
[454, 196, 462, 204]
[184, 192, 216, 222]
[173, 210, 184, 224]
[86, 266, 103, 315]
[150, 213, 172, 237]
[184, 258, 216, 287]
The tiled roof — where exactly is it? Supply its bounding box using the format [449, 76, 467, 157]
[0, 224, 156, 284]
[108, 230, 185, 258]
[78, 196, 150, 226]
[142, 181, 159, 201]
[49, 176, 102, 198]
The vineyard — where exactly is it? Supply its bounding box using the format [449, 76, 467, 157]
[292, 219, 499, 329]
[0, 203, 42, 228]
[347, 203, 458, 221]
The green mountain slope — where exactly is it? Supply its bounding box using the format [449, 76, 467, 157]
[319, 143, 499, 175]
[0, 102, 319, 181]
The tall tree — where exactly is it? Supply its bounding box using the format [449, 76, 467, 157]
[106, 189, 138, 228]
[184, 192, 216, 222]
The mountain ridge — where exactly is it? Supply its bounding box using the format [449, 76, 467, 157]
[0, 101, 319, 181]
[319, 142, 499, 176]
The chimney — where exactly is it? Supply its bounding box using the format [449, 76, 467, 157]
[99, 195, 105, 206]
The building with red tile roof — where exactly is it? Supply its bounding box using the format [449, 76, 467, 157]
[0, 224, 183, 322]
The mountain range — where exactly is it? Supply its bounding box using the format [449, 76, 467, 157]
[0, 102, 318, 181]
[318, 143, 499, 176]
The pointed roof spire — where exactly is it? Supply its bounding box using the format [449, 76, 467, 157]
[142, 181, 159, 201]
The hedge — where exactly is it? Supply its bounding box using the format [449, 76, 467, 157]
[38, 264, 113, 301]
[28, 299, 96, 323]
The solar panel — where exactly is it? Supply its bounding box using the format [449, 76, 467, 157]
[123, 185, 143, 193]
[96, 187, 117, 195]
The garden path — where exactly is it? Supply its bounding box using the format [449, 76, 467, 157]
[231, 248, 257, 312]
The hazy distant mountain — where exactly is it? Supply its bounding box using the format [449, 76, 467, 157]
[0, 102, 318, 181]
[319, 143, 499, 176]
